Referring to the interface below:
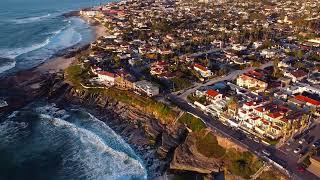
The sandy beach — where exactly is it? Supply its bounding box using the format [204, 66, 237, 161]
[37, 14, 107, 73]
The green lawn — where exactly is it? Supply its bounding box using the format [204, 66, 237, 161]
[103, 87, 179, 124]
[178, 113, 206, 132]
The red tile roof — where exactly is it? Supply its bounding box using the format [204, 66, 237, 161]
[245, 70, 263, 79]
[206, 89, 220, 98]
[98, 71, 116, 78]
[267, 112, 282, 119]
[280, 118, 288, 123]
[255, 106, 264, 112]
[245, 101, 254, 106]
[291, 69, 308, 78]
[295, 95, 320, 106]
[261, 119, 270, 125]
[251, 117, 260, 121]
[194, 63, 208, 71]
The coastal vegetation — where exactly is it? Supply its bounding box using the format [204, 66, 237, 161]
[191, 129, 263, 179]
[256, 167, 289, 180]
[103, 88, 178, 124]
[65, 64, 178, 124]
[195, 130, 226, 158]
[64, 64, 86, 88]
[171, 77, 192, 92]
[178, 113, 206, 132]
[225, 149, 263, 179]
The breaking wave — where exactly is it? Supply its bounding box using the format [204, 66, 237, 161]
[0, 58, 16, 74]
[9, 14, 52, 24]
[0, 103, 147, 180]
[0, 38, 50, 59]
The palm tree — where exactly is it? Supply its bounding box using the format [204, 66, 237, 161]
[301, 114, 309, 128]
[284, 121, 292, 136]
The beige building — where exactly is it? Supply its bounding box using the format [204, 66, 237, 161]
[308, 156, 320, 177]
[115, 76, 134, 90]
[236, 74, 268, 93]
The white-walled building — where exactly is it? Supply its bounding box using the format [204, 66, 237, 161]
[97, 71, 116, 85]
[193, 63, 212, 78]
[134, 80, 159, 97]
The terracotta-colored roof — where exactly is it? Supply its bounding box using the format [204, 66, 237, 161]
[246, 70, 263, 79]
[261, 119, 270, 125]
[194, 63, 208, 71]
[280, 118, 288, 123]
[154, 61, 167, 66]
[291, 69, 308, 78]
[295, 95, 320, 106]
[98, 71, 116, 78]
[206, 89, 220, 98]
[255, 106, 264, 112]
[245, 101, 254, 106]
[267, 112, 282, 119]
[251, 117, 260, 121]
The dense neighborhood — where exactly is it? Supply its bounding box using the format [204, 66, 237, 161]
[66, 0, 320, 179]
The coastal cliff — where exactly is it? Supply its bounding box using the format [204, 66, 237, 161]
[48, 78, 190, 177]
[0, 70, 275, 179]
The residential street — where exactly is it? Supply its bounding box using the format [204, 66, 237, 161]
[167, 93, 319, 180]
[174, 61, 273, 100]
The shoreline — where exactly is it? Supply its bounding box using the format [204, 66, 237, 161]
[36, 12, 107, 73]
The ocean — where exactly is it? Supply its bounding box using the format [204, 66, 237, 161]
[0, 102, 147, 180]
[0, 0, 148, 179]
[0, 0, 113, 74]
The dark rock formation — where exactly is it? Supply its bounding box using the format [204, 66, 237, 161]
[170, 130, 221, 174]
[0, 70, 227, 178]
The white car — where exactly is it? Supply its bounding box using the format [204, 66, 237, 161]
[294, 148, 301, 154]
[262, 150, 271, 156]
[299, 139, 305, 144]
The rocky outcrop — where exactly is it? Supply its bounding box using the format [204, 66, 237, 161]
[170, 129, 221, 174]
[216, 135, 247, 153]
[47, 82, 189, 178]
[0, 71, 189, 178]
[0, 70, 250, 179]
[0, 70, 56, 118]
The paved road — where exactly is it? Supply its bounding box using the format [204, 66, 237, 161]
[167, 94, 319, 180]
[174, 61, 273, 100]
[165, 55, 319, 179]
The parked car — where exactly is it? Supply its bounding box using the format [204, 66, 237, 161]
[299, 139, 305, 144]
[262, 150, 271, 156]
[253, 137, 260, 143]
[299, 147, 309, 156]
[296, 165, 305, 173]
[299, 134, 310, 144]
[294, 148, 301, 154]
[313, 139, 320, 148]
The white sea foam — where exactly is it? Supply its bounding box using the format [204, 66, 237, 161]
[7, 111, 19, 119]
[0, 60, 16, 74]
[10, 14, 52, 24]
[39, 113, 147, 180]
[54, 26, 82, 48]
[0, 38, 50, 59]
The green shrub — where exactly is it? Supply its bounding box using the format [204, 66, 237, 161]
[172, 77, 192, 91]
[178, 113, 206, 132]
[226, 149, 263, 179]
